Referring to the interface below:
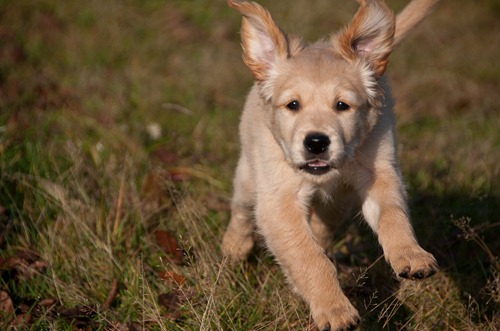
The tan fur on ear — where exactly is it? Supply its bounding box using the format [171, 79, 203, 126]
[227, 0, 290, 80]
[336, 0, 395, 76]
[394, 0, 439, 46]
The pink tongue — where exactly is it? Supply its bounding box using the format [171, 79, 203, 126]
[308, 161, 328, 167]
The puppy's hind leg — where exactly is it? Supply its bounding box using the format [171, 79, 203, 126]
[222, 154, 255, 261]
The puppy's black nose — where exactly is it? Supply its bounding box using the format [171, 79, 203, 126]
[304, 133, 330, 155]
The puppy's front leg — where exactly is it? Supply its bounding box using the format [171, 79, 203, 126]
[256, 187, 359, 331]
[222, 155, 255, 261]
[361, 170, 438, 279]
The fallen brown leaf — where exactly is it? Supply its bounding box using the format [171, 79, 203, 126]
[158, 270, 186, 286]
[33, 260, 49, 271]
[102, 278, 119, 310]
[0, 290, 14, 315]
[14, 249, 40, 263]
[140, 170, 171, 216]
[0, 256, 21, 270]
[127, 321, 144, 331]
[108, 322, 143, 331]
[154, 230, 183, 264]
[150, 147, 179, 166]
[158, 289, 183, 320]
[166, 168, 191, 182]
[59, 305, 97, 330]
[11, 313, 32, 328]
[59, 305, 96, 319]
[38, 298, 58, 307]
[0, 249, 48, 280]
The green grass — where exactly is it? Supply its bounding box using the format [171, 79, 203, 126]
[1, 0, 499, 330]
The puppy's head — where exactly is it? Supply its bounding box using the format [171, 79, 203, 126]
[228, 0, 395, 180]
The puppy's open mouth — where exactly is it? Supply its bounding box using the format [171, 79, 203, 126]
[300, 160, 331, 175]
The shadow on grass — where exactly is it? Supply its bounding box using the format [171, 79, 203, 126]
[240, 183, 499, 330]
[338, 185, 500, 330]
[411, 189, 499, 322]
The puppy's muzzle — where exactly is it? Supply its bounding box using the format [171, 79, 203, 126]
[301, 132, 332, 175]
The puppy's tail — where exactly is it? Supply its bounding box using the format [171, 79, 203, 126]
[394, 0, 440, 46]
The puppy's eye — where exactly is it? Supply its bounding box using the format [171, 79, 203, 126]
[336, 101, 350, 111]
[286, 100, 300, 111]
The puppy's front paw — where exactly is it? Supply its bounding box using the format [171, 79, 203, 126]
[311, 296, 360, 331]
[221, 228, 254, 262]
[387, 246, 438, 280]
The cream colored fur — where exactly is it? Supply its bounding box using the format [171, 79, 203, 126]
[222, 1, 439, 330]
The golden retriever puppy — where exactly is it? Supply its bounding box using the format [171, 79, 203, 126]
[222, 0, 439, 329]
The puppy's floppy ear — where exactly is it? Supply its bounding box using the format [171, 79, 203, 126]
[336, 0, 395, 77]
[227, 0, 289, 81]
